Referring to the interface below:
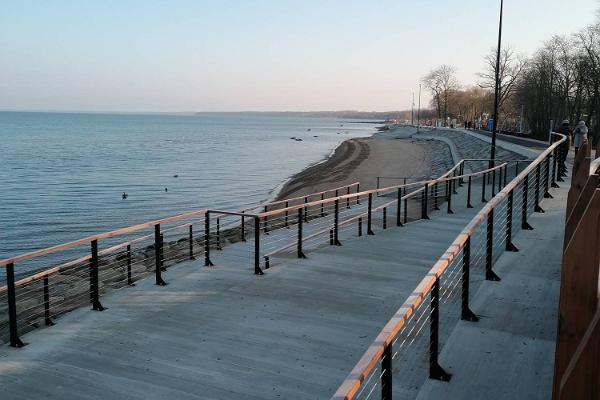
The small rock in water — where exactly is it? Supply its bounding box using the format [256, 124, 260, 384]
[313, 135, 318, 138]
[122, 192, 128, 200]
[173, 174, 178, 178]
[165, 188, 168, 192]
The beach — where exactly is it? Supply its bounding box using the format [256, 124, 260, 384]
[276, 126, 455, 200]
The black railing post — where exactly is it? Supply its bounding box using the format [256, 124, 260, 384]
[434, 182, 439, 210]
[534, 164, 544, 213]
[503, 164, 508, 187]
[334, 199, 342, 245]
[159, 233, 165, 271]
[404, 197, 408, 224]
[506, 191, 519, 252]
[356, 183, 360, 205]
[241, 212, 247, 241]
[515, 161, 520, 178]
[204, 213, 214, 266]
[263, 205, 269, 234]
[422, 183, 430, 220]
[397, 188, 403, 227]
[491, 168, 496, 196]
[90, 239, 106, 309]
[544, 155, 553, 198]
[467, 176, 473, 208]
[459, 162, 465, 186]
[43, 276, 54, 326]
[320, 195, 325, 217]
[284, 202, 289, 228]
[329, 229, 334, 245]
[461, 237, 479, 322]
[383, 207, 387, 229]
[254, 216, 264, 275]
[481, 172, 487, 202]
[127, 244, 134, 285]
[367, 193, 375, 235]
[557, 148, 565, 182]
[485, 211, 501, 281]
[522, 176, 534, 230]
[216, 218, 222, 250]
[346, 186, 351, 208]
[447, 180, 454, 214]
[381, 344, 393, 400]
[6, 263, 25, 347]
[189, 225, 195, 259]
[297, 208, 307, 258]
[452, 170, 458, 194]
[430, 277, 451, 381]
[358, 217, 363, 236]
[154, 226, 167, 285]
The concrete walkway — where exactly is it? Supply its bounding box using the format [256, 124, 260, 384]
[0, 178, 489, 399]
[416, 163, 569, 399]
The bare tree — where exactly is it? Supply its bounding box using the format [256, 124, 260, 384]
[422, 65, 459, 125]
[479, 46, 525, 122]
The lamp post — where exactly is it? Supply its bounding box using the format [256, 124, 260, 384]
[411, 92, 415, 126]
[417, 84, 421, 132]
[490, 0, 504, 167]
[490, 0, 504, 168]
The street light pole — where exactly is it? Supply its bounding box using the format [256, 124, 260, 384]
[411, 92, 415, 126]
[417, 84, 421, 132]
[490, 0, 504, 167]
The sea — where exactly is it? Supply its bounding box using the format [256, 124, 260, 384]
[0, 111, 378, 277]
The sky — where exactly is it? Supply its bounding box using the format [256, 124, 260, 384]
[1, 0, 599, 112]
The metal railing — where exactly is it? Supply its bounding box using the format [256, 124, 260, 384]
[0, 152, 542, 348]
[0, 182, 360, 346]
[331, 132, 568, 400]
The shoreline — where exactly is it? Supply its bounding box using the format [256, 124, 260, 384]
[275, 127, 455, 200]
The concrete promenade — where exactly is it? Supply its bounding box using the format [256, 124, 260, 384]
[0, 178, 486, 399]
[417, 161, 570, 399]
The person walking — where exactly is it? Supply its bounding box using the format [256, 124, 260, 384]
[573, 120, 589, 156]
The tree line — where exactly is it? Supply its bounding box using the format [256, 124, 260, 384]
[418, 13, 599, 143]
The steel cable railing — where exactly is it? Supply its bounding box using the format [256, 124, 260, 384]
[0, 154, 536, 347]
[331, 132, 568, 400]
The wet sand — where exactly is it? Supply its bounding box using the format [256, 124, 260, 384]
[276, 128, 449, 200]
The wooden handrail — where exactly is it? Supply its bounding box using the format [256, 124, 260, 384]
[0, 183, 357, 269]
[332, 133, 567, 400]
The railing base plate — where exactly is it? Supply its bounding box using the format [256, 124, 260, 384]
[461, 308, 480, 322]
[506, 242, 519, 252]
[10, 337, 26, 348]
[522, 222, 534, 230]
[92, 301, 106, 311]
[485, 270, 501, 282]
[429, 363, 452, 382]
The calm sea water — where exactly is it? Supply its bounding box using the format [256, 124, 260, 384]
[0, 112, 377, 275]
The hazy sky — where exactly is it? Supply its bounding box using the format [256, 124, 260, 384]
[1, 0, 599, 112]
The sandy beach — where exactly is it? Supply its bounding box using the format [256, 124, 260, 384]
[276, 127, 454, 200]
